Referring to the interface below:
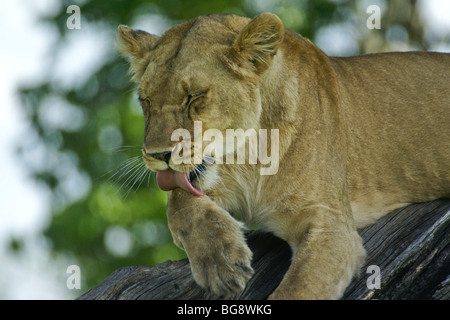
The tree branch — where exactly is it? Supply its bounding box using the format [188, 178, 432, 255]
[78, 199, 450, 300]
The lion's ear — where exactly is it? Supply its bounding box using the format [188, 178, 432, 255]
[116, 25, 160, 59]
[229, 13, 284, 76]
[117, 25, 160, 82]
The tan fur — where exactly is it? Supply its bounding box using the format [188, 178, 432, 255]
[117, 13, 450, 299]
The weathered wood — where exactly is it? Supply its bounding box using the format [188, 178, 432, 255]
[78, 199, 450, 300]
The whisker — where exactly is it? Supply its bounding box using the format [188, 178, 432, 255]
[121, 161, 148, 198]
[192, 164, 205, 194]
[96, 143, 160, 199]
[111, 145, 142, 153]
[127, 161, 147, 186]
[203, 155, 215, 165]
[147, 170, 155, 187]
[118, 162, 143, 191]
[108, 156, 143, 183]
[126, 86, 138, 95]
[97, 155, 141, 182]
[135, 166, 151, 191]
[133, 164, 150, 188]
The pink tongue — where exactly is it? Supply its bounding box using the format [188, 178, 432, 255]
[156, 169, 205, 196]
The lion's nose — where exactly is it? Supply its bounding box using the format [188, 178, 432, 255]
[148, 151, 172, 163]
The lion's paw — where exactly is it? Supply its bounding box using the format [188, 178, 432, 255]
[189, 234, 254, 296]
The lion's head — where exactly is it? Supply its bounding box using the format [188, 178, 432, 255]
[117, 13, 284, 194]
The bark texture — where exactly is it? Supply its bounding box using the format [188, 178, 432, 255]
[78, 199, 450, 300]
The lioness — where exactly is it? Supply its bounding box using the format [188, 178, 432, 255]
[117, 13, 450, 299]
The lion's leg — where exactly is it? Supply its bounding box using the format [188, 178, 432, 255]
[268, 206, 365, 300]
[166, 188, 254, 296]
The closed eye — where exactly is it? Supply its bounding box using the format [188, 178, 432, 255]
[185, 92, 205, 107]
[185, 94, 194, 106]
[138, 96, 151, 108]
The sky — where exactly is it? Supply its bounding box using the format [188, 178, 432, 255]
[0, 0, 72, 299]
[0, 0, 448, 299]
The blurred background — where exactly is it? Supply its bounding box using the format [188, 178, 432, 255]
[0, 0, 448, 299]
